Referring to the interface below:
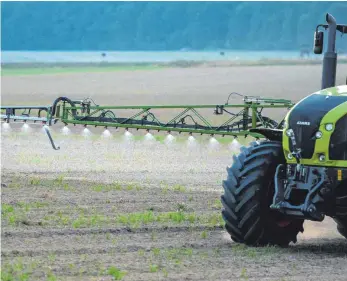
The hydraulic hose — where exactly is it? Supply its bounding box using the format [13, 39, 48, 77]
[51, 97, 77, 118]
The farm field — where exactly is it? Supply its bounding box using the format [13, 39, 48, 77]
[2, 63, 347, 281]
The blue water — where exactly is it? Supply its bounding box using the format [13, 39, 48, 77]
[1, 50, 317, 64]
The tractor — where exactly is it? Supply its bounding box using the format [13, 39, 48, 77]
[221, 13, 347, 246]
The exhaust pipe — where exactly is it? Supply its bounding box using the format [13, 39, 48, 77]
[321, 13, 337, 90]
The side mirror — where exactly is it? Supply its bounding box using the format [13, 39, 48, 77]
[313, 30, 324, 54]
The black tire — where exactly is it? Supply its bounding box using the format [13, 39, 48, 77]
[333, 180, 347, 239]
[335, 219, 347, 238]
[221, 140, 304, 246]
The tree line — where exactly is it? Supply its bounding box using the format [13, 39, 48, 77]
[1, 1, 346, 51]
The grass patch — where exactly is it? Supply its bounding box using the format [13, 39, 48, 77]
[44, 209, 223, 228]
[91, 182, 138, 192]
[72, 213, 108, 228]
[1, 258, 36, 281]
[9, 198, 223, 228]
[116, 210, 223, 228]
[200, 230, 208, 239]
[149, 264, 159, 273]
[53, 175, 65, 186]
[47, 271, 58, 281]
[160, 182, 188, 193]
[8, 182, 21, 189]
[152, 248, 161, 257]
[2, 204, 14, 216]
[164, 247, 193, 261]
[16, 201, 49, 211]
[1, 202, 50, 225]
[107, 266, 127, 280]
[231, 243, 284, 258]
[138, 249, 145, 257]
[162, 268, 169, 278]
[173, 184, 186, 193]
[29, 177, 41, 185]
[139, 247, 194, 269]
[208, 199, 223, 210]
[240, 267, 249, 279]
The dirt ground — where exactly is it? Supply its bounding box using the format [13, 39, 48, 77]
[2, 64, 347, 281]
[2, 64, 347, 105]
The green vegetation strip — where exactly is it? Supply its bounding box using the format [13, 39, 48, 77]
[52, 210, 223, 228]
[1, 64, 164, 76]
[2, 202, 223, 228]
[1, 244, 285, 281]
[3, 58, 347, 76]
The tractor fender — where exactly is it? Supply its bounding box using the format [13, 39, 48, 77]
[249, 128, 283, 142]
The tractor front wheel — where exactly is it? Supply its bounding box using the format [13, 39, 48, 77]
[221, 140, 304, 246]
[333, 180, 347, 239]
[335, 219, 347, 239]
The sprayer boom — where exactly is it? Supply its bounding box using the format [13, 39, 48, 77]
[0, 95, 294, 149]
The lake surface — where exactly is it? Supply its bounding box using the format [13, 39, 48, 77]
[1, 50, 318, 64]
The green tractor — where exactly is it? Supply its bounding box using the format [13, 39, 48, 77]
[221, 13, 347, 246]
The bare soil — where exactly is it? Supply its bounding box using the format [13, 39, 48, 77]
[2, 65, 347, 281]
[2, 64, 347, 105]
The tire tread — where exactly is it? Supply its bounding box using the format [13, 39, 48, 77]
[221, 140, 304, 246]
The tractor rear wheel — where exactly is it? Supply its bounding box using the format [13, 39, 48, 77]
[221, 140, 304, 246]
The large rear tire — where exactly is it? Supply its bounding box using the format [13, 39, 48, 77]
[221, 140, 304, 246]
